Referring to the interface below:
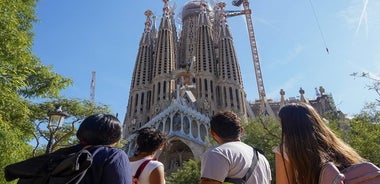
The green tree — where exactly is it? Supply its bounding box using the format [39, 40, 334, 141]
[328, 117, 380, 165]
[1, 0, 71, 182]
[242, 116, 281, 182]
[346, 117, 380, 165]
[166, 159, 200, 184]
[357, 102, 380, 123]
[329, 105, 380, 166]
[29, 98, 111, 156]
[346, 72, 380, 164]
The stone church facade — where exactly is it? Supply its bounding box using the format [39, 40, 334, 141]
[122, 0, 341, 174]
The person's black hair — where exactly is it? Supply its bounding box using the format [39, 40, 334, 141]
[136, 127, 167, 154]
[76, 113, 122, 145]
[210, 111, 241, 139]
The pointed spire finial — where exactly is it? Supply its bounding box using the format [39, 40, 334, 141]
[144, 10, 153, 30]
[280, 89, 286, 107]
[299, 87, 309, 103]
[217, 2, 227, 23]
[163, 0, 170, 16]
[200, 0, 207, 10]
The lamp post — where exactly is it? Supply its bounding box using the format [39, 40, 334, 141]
[45, 105, 69, 154]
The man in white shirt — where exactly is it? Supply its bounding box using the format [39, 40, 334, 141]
[200, 111, 272, 184]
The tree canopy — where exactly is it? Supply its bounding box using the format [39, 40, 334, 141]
[29, 99, 111, 156]
[0, 0, 71, 182]
[166, 159, 200, 184]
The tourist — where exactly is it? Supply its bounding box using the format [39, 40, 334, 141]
[130, 127, 167, 184]
[200, 111, 272, 184]
[274, 102, 364, 184]
[77, 113, 133, 184]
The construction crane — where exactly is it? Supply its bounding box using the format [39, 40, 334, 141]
[90, 71, 96, 104]
[231, 0, 274, 116]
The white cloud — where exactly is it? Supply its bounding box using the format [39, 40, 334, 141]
[338, 1, 364, 29]
[338, 0, 380, 35]
[355, 0, 368, 36]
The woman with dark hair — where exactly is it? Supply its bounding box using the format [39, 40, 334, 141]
[76, 113, 132, 184]
[274, 102, 364, 184]
[129, 127, 167, 184]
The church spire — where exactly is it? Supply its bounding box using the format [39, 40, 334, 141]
[124, 10, 155, 133]
[215, 2, 246, 115]
[150, 0, 176, 115]
[299, 87, 309, 103]
[280, 89, 286, 107]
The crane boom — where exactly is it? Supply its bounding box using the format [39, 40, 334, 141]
[225, 10, 245, 18]
[234, 0, 274, 116]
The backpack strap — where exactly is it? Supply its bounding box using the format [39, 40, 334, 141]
[224, 147, 259, 183]
[318, 162, 345, 184]
[242, 148, 259, 181]
[134, 159, 152, 179]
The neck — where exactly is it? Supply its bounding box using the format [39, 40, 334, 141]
[135, 152, 154, 159]
[219, 138, 240, 144]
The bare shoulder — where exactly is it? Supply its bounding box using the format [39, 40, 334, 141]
[149, 165, 165, 184]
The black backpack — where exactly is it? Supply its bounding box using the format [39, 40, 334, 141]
[4, 145, 93, 184]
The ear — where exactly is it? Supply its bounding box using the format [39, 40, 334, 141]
[210, 129, 222, 143]
[240, 127, 244, 134]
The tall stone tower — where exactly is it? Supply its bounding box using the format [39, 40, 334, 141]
[123, 0, 251, 174]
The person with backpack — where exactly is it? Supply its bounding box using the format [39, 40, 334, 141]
[76, 113, 133, 184]
[200, 111, 272, 184]
[4, 113, 132, 184]
[274, 103, 365, 184]
[129, 127, 167, 184]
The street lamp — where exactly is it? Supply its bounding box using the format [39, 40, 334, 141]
[45, 105, 69, 154]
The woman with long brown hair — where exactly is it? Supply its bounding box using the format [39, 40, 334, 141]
[274, 102, 364, 184]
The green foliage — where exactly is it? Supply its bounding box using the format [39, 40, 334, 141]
[0, 0, 72, 97]
[326, 108, 380, 167]
[347, 118, 380, 165]
[166, 159, 200, 184]
[242, 116, 281, 182]
[29, 98, 111, 155]
[0, 117, 31, 184]
[358, 103, 380, 123]
[0, 1, 73, 182]
[347, 72, 380, 165]
[0, 0, 71, 183]
[329, 116, 380, 166]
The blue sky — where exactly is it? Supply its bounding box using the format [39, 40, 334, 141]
[33, 0, 380, 121]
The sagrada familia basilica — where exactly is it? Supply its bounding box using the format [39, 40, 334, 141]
[122, 0, 342, 174]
